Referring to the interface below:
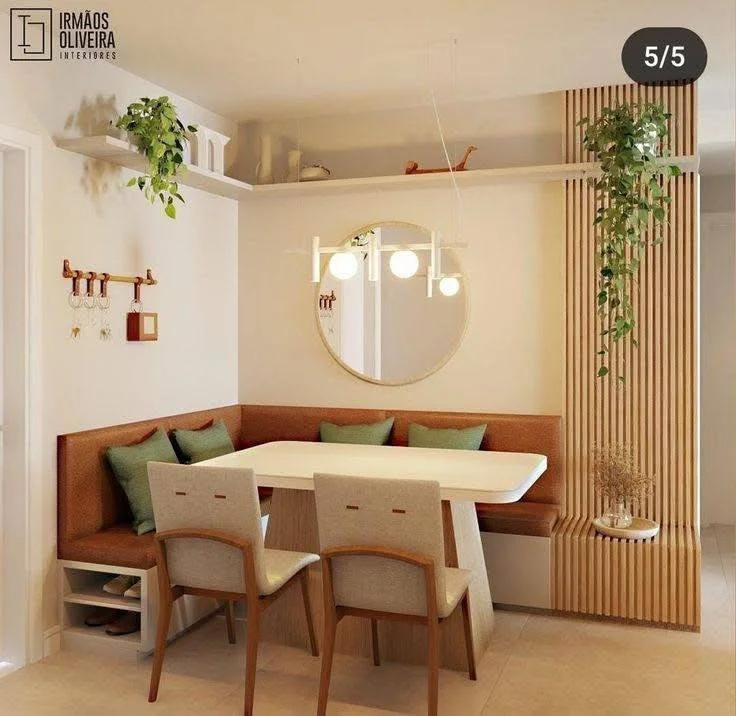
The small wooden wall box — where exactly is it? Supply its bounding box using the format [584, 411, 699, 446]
[127, 312, 158, 342]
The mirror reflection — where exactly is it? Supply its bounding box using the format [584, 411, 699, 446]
[317, 222, 467, 385]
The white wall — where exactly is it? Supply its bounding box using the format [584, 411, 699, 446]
[238, 183, 565, 414]
[0, 13, 240, 632]
[700, 174, 736, 526]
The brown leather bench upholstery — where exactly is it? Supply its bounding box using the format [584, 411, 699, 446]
[57, 405, 563, 570]
[389, 410, 563, 538]
[57, 406, 244, 569]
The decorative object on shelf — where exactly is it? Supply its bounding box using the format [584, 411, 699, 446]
[591, 516, 660, 541]
[190, 125, 231, 175]
[286, 149, 302, 182]
[404, 145, 477, 175]
[114, 96, 197, 219]
[591, 444, 655, 537]
[256, 134, 274, 185]
[126, 279, 158, 342]
[578, 102, 681, 380]
[300, 163, 331, 181]
[63, 260, 157, 342]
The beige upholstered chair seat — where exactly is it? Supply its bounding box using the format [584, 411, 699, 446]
[262, 548, 320, 595]
[442, 567, 472, 618]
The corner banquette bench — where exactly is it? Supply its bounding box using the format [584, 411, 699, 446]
[58, 404, 562, 653]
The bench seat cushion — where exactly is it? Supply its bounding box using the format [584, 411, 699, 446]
[476, 502, 560, 538]
[59, 524, 157, 570]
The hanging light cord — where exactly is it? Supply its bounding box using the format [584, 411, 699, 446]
[427, 40, 464, 247]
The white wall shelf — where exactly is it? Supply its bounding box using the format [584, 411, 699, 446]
[55, 135, 254, 200]
[54, 136, 698, 202]
[247, 155, 699, 198]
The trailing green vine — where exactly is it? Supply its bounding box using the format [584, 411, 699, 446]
[115, 96, 197, 219]
[579, 103, 681, 380]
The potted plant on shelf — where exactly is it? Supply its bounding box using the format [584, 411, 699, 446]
[591, 444, 657, 538]
[115, 96, 197, 219]
[579, 103, 681, 381]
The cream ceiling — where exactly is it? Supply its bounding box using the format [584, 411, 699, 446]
[7, 0, 734, 167]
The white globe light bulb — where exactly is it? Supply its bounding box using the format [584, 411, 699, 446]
[328, 252, 358, 280]
[389, 250, 419, 279]
[439, 276, 460, 297]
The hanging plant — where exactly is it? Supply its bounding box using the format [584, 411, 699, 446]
[579, 103, 681, 379]
[115, 96, 197, 219]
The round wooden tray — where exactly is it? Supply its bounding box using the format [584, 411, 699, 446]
[592, 517, 660, 540]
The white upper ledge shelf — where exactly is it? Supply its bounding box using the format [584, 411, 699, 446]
[55, 135, 254, 200]
[248, 154, 699, 198]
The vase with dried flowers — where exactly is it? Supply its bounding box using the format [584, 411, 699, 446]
[591, 444, 654, 530]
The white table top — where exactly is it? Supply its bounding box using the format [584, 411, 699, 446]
[199, 441, 547, 504]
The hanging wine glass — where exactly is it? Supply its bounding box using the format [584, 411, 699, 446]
[83, 275, 98, 328]
[98, 274, 112, 341]
[68, 277, 83, 339]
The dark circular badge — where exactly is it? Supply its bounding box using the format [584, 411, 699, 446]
[622, 27, 707, 84]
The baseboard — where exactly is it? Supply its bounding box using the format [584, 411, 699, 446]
[43, 625, 61, 658]
[495, 603, 700, 632]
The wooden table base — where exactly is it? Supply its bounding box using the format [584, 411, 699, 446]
[260, 488, 493, 670]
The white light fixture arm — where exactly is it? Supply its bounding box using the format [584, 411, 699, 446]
[311, 230, 441, 284]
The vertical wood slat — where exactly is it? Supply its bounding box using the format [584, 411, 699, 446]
[555, 83, 700, 628]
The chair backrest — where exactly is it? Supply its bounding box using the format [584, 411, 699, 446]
[148, 462, 268, 595]
[313, 473, 446, 617]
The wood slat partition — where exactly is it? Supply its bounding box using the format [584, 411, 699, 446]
[554, 83, 700, 629]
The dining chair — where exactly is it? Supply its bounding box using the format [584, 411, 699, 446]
[313, 474, 476, 716]
[147, 462, 320, 716]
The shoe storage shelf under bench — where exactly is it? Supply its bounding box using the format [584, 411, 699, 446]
[59, 560, 218, 657]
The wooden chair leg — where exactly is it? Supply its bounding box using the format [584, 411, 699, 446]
[300, 569, 319, 656]
[460, 591, 477, 681]
[148, 591, 174, 702]
[243, 599, 261, 716]
[317, 615, 338, 716]
[225, 600, 237, 645]
[370, 618, 381, 666]
[426, 618, 440, 716]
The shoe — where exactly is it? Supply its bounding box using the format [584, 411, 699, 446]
[105, 612, 140, 636]
[123, 579, 141, 600]
[102, 575, 137, 596]
[84, 607, 119, 627]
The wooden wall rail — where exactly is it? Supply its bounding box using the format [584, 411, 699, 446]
[554, 83, 700, 629]
[62, 259, 157, 287]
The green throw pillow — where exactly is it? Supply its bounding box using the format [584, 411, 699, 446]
[106, 428, 179, 535]
[172, 420, 235, 463]
[408, 423, 487, 450]
[320, 417, 395, 446]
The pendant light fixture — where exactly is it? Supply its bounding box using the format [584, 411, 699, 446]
[328, 252, 358, 280]
[310, 232, 439, 285]
[389, 250, 420, 279]
[439, 276, 460, 296]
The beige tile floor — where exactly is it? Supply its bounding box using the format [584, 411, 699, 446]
[0, 525, 733, 715]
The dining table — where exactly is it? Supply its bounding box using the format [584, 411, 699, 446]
[201, 440, 547, 670]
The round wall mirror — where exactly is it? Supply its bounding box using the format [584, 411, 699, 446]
[316, 222, 468, 385]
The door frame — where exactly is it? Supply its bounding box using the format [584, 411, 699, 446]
[0, 122, 44, 665]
